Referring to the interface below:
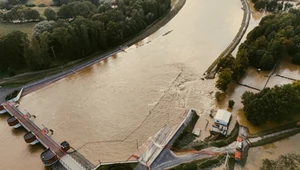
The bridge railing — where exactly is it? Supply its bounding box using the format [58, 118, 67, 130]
[60, 154, 88, 170]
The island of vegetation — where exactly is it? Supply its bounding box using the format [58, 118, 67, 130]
[242, 81, 300, 126]
[216, 8, 300, 91]
[0, 0, 170, 77]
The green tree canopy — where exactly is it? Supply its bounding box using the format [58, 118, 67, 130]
[260, 154, 300, 170]
[242, 81, 300, 126]
[216, 68, 233, 91]
[44, 7, 57, 21]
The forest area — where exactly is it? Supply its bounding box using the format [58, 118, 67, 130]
[215, 6, 300, 126]
[0, 0, 171, 76]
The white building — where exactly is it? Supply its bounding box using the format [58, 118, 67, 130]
[214, 109, 232, 126]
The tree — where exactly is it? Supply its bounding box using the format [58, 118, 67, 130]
[292, 52, 300, 64]
[260, 154, 300, 170]
[216, 68, 232, 92]
[57, 1, 96, 19]
[0, 31, 29, 72]
[25, 32, 51, 70]
[228, 100, 235, 108]
[217, 55, 235, 72]
[0, 0, 172, 75]
[44, 8, 57, 21]
[24, 8, 40, 20]
[258, 52, 274, 70]
[242, 81, 300, 126]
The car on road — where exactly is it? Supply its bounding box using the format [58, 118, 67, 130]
[236, 137, 243, 151]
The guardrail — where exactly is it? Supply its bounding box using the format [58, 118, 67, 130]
[60, 154, 88, 170]
[92, 160, 138, 170]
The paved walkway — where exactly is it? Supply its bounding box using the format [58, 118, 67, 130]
[60, 154, 86, 170]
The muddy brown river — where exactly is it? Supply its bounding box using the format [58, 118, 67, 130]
[1, 0, 246, 169]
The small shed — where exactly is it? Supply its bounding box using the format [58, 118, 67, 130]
[214, 109, 232, 126]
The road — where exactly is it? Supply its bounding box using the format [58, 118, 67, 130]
[2, 102, 66, 158]
[138, 126, 172, 166]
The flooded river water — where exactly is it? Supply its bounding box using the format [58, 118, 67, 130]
[1, 0, 245, 169]
[237, 133, 300, 170]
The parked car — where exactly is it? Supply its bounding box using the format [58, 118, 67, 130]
[236, 137, 243, 151]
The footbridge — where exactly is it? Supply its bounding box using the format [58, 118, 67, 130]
[0, 102, 86, 170]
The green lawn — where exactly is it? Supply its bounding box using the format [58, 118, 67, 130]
[27, 0, 53, 5]
[0, 22, 36, 37]
[0, 6, 59, 37]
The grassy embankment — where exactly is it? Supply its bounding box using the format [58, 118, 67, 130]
[0, 0, 186, 87]
[170, 155, 225, 170]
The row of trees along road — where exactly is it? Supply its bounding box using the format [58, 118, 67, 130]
[216, 8, 300, 92]
[241, 81, 300, 126]
[0, 0, 171, 76]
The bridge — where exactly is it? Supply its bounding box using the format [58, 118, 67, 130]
[1, 102, 86, 170]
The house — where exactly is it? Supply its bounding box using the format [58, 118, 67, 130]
[214, 109, 232, 126]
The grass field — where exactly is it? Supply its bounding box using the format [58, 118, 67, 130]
[0, 6, 59, 37]
[27, 0, 53, 5]
[0, 22, 36, 36]
[32, 6, 60, 17]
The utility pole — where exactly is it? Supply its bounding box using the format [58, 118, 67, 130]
[223, 151, 229, 170]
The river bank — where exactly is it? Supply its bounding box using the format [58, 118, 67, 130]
[0, 0, 186, 91]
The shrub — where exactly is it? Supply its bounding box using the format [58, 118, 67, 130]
[38, 3, 47, 7]
[25, 4, 36, 7]
[215, 91, 221, 101]
[228, 100, 235, 108]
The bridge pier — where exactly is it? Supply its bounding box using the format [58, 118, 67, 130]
[7, 116, 22, 128]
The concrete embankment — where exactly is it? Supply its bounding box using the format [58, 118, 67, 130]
[204, 0, 251, 79]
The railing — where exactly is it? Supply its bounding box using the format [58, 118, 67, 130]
[60, 154, 88, 170]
